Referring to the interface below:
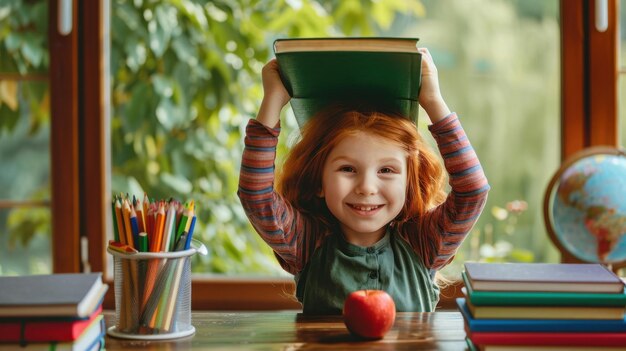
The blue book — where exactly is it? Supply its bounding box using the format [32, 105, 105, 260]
[457, 298, 626, 333]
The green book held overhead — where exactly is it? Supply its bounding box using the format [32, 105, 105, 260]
[274, 37, 422, 127]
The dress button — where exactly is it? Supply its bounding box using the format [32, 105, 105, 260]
[369, 271, 378, 279]
[366, 247, 375, 254]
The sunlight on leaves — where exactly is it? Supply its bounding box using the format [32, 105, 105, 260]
[0, 80, 18, 111]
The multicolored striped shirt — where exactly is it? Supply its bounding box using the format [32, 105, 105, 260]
[238, 113, 489, 313]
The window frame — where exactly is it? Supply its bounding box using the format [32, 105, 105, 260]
[560, 0, 620, 263]
[50, 0, 80, 273]
[49, 0, 620, 310]
[561, 0, 619, 159]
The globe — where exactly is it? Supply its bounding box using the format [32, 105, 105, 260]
[544, 147, 626, 264]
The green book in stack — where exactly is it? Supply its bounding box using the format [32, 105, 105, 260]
[462, 271, 626, 307]
[274, 37, 422, 127]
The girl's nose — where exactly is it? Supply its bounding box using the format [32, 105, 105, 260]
[355, 173, 377, 195]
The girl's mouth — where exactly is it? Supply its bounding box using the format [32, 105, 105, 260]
[348, 204, 383, 214]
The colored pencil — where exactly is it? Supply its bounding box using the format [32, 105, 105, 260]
[122, 199, 135, 249]
[162, 258, 185, 331]
[151, 202, 166, 252]
[141, 259, 159, 318]
[174, 208, 190, 251]
[145, 202, 156, 247]
[109, 240, 138, 254]
[184, 216, 196, 250]
[130, 206, 140, 247]
[162, 204, 177, 252]
[119, 259, 133, 331]
[135, 199, 146, 234]
[138, 232, 148, 252]
[142, 193, 151, 238]
[111, 197, 120, 242]
[114, 198, 127, 245]
[174, 232, 186, 251]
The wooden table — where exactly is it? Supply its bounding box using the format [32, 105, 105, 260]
[104, 311, 468, 350]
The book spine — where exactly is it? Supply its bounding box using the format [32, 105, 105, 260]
[469, 331, 626, 346]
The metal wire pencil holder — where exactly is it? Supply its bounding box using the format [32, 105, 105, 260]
[106, 246, 199, 340]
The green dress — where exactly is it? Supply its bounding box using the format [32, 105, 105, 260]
[295, 229, 439, 314]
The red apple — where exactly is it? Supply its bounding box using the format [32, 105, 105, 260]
[343, 289, 396, 340]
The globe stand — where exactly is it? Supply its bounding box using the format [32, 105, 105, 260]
[543, 146, 626, 273]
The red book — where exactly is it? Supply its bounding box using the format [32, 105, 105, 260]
[0, 306, 102, 342]
[468, 330, 626, 347]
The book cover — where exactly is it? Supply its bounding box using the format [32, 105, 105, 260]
[0, 314, 104, 351]
[467, 329, 626, 347]
[0, 273, 107, 318]
[464, 297, 624, 320]
[457, 298, 626, 333]
[274, 37, 422, 127]
[464, 262, 624, 293]
[0, 306, 102, 342]
[461, 272, 626, 306]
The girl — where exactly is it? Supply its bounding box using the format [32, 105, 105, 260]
[238, 48, 489, 314]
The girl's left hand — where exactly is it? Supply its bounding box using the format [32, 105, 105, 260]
[417, 48, 450, 122]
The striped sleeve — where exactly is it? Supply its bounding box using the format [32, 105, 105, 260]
[237, 119, 312, 275]
[406, 113, 490, 270]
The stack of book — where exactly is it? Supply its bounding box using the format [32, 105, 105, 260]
[0, 273, 108, 350]
[458, 262, 626, 351]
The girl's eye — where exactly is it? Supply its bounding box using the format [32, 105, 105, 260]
[339, 166, 355, 173]
[380, 167, 395, 174]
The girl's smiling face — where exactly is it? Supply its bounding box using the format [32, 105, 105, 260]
[320, 131, 408, 246]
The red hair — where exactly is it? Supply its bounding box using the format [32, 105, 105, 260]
[277, 105, 446, 227]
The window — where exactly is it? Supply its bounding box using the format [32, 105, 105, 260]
[0, 1, 57, 275]
[0, 0, 105, 276]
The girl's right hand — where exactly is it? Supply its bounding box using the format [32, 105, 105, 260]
[256, 59, 291, 128]
[262, 59, 290, 109]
